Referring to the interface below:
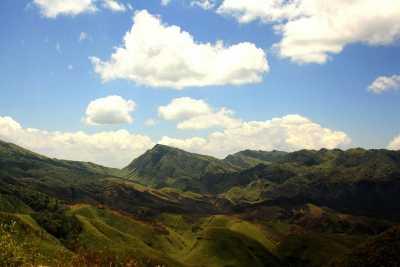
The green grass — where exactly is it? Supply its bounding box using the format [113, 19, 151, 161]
[182, 226, 280, 267]
[70, 204, 186, 266]
[0, 212, 73, 266]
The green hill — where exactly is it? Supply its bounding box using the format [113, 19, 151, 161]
[224, 150, 288, 169]
[124, 144, 239, 192]
[328, 225, 400, 267]
[1, 139, 400, 266]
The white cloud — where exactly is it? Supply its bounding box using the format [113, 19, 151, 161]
[33, 0, 97, 18]
[160, 136, 207, 151]
[218, 0, 400, 64]
[158, 97, 212, 121]
[84, 95, 136, 125]
[67, 64, 73, 70]
[0, 113, 352, 167]
[90, 10, 268, 89]
[388, 135, 400, 150]
[79, 32, 88, 42]
[144, 119, 157, 127]
[176, 108, 241, 130]
[191, 0, 216, 10]
[160, 114, 351, 157]
[161, 0, 171, 6]
[158, 97, 241, 130]
[0, 116, 154, 168]
[368, 74, 400, 94]
[102, 0, 127, 12]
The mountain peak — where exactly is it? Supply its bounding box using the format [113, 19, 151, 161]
[124, 144, 238, 191]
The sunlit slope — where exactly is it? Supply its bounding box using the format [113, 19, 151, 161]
[124, 144, 239, 192]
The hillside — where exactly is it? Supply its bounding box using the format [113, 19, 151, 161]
[224, 149, 288, 169]
[123, 145, 400, 219]
[0, 140, 228, 216]
[124, 144, 239, 192]
[1, 140, 400, 266]
[328, 225, 400, 267]
[214, 149, 400, 219]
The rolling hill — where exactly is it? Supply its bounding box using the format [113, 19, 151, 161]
[124, 144, 239, 192]
[1, 139, 399, 266]
[224, 149, 288, 169]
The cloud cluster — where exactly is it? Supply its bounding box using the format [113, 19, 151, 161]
[161, 0, 216, 9]
[33, 0, 97, 17]
[160, 113, 351, 157]
[368, 74, 400, 94]
[158, 97, 211, 120]
[158, 97, 241, 130]
[84, 95, 136, 125]
[102, 0, 127, 12]
[191, 0, 216, 10]
[0, 110, 351, 167]
[91, 10, 268, 89]
[33, 0, 127, 18]
[388, 135, 400, 150]
[218, 0, 400, 64]
[0, 116, 154, 168]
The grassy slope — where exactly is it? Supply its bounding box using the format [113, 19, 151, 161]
[124, 144, 239, 192]
[0, 211, 73, 266]
[0, 199, 386, 267]
[0, 204, 286, 267]
[328, 225, 400, 267]
[1, 140, 399, 266]
[224, 150, 288, 169]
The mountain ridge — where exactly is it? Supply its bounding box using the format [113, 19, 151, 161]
[1, 139, 400, 266]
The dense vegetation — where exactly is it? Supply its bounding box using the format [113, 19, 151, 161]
[0, 139, 399, 266]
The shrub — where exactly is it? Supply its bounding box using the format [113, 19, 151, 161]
[0, 221, 27, 266]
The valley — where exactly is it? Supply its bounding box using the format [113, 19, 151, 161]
[1, 140, 399, 267]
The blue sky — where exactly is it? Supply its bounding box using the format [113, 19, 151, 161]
[0, 0, 400, 167]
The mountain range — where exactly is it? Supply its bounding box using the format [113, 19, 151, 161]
[1, 139, 399, 267]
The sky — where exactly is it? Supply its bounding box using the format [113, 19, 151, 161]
[0, 0, 400, 168]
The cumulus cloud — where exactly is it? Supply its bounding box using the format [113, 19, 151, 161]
[388, 135, 400, 150]
[158, 97, 212, 121]
[33, 0, 127, 18]
[84, 96, 136, 125]
[160, 114, 351, 157]
[0, 113, 352, 166]
[90, 10, 268, 89]
[176, 108, 241, 130]
[158, 97, 241, 130]
[0, 116, 154, 168]
[191, 0, 216, 10]
[368, 74, 400, 94]
[218, 0, 400, 64]
[102, 0, 127, 12]
[33, 0, 97, 18]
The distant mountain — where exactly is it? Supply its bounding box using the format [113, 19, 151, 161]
[225, 148, 400, 219]
[124, 144, 239, 192]
[0, 139, 123, 182]
[1, 139, 400, 267]
[123, 145, 400, 219]
[0, 140, 225, 216]
[224, 149, 288, 169]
